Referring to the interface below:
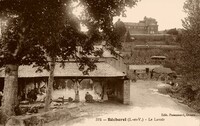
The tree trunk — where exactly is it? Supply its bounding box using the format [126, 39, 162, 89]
[44, 57, 56, 112]
[1, 64, 19, 117]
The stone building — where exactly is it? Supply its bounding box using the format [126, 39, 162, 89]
[124, 16, 158, 34]
[0, 44, 130, 105]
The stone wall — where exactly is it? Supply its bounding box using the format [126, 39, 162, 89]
[5, 107, 80, 126]
[113, 79, 130, 105]
[115, 80, 123, 102]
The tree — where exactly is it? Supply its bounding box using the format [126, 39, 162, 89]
[0, 16, 47, 120]
[114, 19, 127, 43]
[166, 28, 178, 35]
[126, 31, 132, 42]
[0, 0, 90, 115]
[0, 0, 139, 121]
[180, 0, 200, 93]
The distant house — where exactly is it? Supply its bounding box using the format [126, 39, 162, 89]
[150, 56, 167, 65]
[124, 16, 158, 34]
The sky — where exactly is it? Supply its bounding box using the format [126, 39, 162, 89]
[113, 0, 187, 31]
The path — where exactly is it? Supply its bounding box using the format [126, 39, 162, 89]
[51, 80, 200, 126]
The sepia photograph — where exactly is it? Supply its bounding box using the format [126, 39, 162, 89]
[0, 0, 200, 126]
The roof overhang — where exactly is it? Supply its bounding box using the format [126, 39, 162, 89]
[0, 62, 125, 78]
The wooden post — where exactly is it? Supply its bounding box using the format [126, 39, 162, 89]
[100, 80, 104, 100]
[103, 81, 108, 101]
[74, 80, 80, 102]
[123, 79, 130, 105]
[24, 79, 27, 100]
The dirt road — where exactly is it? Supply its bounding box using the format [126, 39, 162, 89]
[54, 80, 200, 126]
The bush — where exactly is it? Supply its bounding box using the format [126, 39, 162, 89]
[132, 34, 173, 42]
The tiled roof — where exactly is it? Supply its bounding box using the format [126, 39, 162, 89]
[90, 45, 122, 58]
[0, 62, 125, 78]
[94, 45, 115, 58]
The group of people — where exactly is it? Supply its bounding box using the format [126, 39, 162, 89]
[0, 90, 96, 107]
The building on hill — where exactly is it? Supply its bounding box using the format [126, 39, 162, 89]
[124, 16, 158, 34]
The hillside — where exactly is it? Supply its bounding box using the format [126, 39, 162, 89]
[121, 34, 182, 66]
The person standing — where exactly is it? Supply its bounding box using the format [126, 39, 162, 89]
[0, 91, 3, 106]
[150, 69, 154, 79]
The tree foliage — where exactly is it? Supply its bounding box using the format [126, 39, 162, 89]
[168, 1, 200, 109]
[114, 19, 127, 43]
[0, 0, 88, 69]
[166, 28, 178, 35]
[0, 0, 140, 119]
[181, 0, 200, 84]
[126, 31, 132, 42]
[0, 0, 139, 68]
